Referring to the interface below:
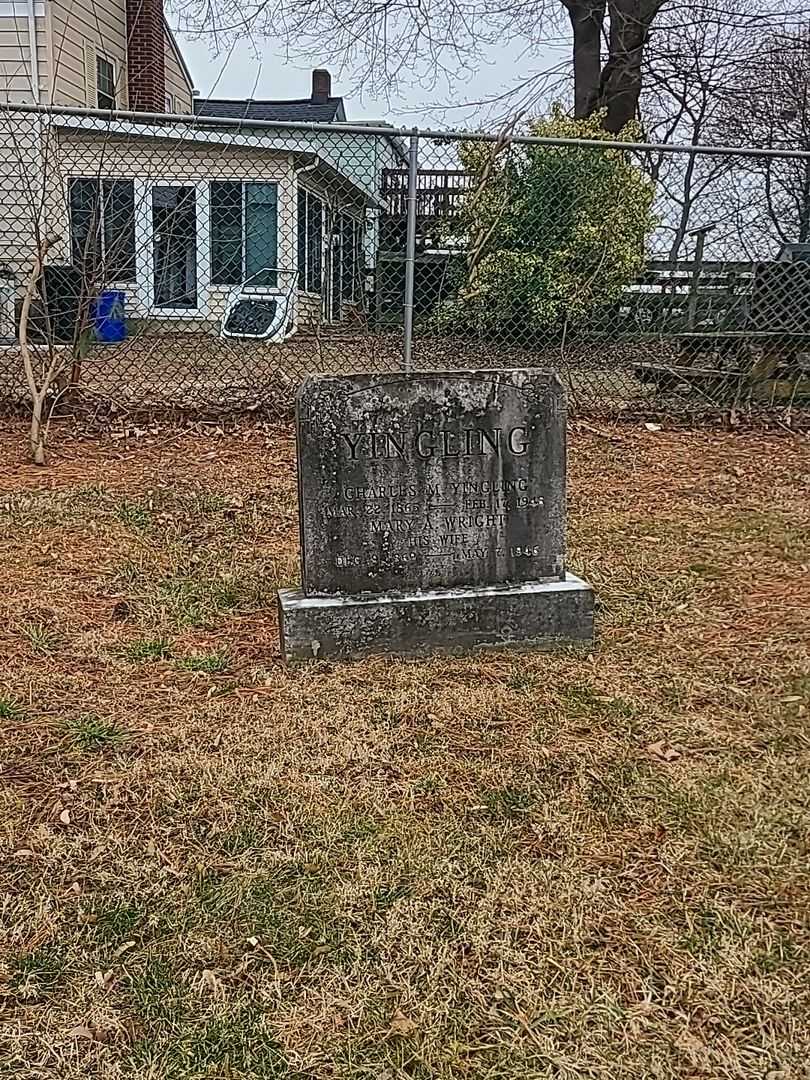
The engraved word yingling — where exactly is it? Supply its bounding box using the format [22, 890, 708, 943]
[339, 426, 531, 461]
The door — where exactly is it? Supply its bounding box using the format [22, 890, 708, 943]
[152, 185, 198, 309]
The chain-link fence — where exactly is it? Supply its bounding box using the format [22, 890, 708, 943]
[1, 101, 810, 423]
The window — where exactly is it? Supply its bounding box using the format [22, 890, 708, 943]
[210, 181, 278, 287]
[96, 55, 116, 110]
[152, 186, 197, 309]
[340, 213, 364, 302]
[165, 94, 174, 114]
[297, 188, 323, 292]
[69, 178, 136, 282]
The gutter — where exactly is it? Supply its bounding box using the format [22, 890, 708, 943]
[6, 99, 810, 163]
[294, 159, 320, 181]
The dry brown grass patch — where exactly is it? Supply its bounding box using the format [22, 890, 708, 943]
[0, 420, 808, 1079]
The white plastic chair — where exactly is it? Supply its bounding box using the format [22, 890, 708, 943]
[220, 267, 298, 341]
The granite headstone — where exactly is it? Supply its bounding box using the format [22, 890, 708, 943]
[278, 370, 594, 660]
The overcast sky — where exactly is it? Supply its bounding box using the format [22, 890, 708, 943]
[174, 31, 571, 128]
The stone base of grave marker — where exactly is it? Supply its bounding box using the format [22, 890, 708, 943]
[278, 369, 595, 663]
[278, 574, 593, 662]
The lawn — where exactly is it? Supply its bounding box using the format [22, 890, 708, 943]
[0, 419, 809, 1079]
[0, 331, 662, 415]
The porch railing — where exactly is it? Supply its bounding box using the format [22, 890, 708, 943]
[380, 168, 473, 221]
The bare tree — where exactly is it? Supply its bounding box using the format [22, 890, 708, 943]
[714, 22, 810, 250]
[639, 3, 748, 258]
[561, 0, 664, 132]
[19, 233, 67, 464]
[173, 0, 668, 132]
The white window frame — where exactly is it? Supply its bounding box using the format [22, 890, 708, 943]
[95, 53, 117, 111]
[134, 178, 211, 318]
[67, 175, 137, 285]
[338, 210, 364, 304]
[297, 187, 324, 296]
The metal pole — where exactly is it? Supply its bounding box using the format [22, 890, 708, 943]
[687, 223, 715, 330]
[402, 130, 419, 373]
[687, 234, 704, 331]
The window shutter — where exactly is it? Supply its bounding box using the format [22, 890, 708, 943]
[83, 41, 97, 107]
[119, 63, 128, 109]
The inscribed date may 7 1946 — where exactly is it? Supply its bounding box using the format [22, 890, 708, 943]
[296, 370, 568, 596]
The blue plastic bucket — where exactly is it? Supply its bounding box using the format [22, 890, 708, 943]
[94, 290, 127, 343]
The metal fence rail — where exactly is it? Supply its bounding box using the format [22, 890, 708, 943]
[1, 101, 809, 422]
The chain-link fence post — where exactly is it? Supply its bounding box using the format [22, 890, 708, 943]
[402, 130, 419, 373]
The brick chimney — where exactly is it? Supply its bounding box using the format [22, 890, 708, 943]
[126, 0, 167, 112]
[311, 69, 331, 105]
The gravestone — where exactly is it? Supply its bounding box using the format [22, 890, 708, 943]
[278, 370, 594, 661]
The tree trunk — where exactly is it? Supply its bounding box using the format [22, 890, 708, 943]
[668, 148, 698, 261]
[30, 393, 46, 465]
[19, 233, 61, 466]
[600, 0, 661, 133]
[562, 0, 606, 118]
[799, 161, 810, 243]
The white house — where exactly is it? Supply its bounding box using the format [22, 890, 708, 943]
[0, 0, 404, 337]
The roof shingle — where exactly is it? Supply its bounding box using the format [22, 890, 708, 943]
[194, 98, 345, 124]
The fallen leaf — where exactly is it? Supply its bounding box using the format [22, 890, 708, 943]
[388, 1009, 417, 1037]
[646, 740, 681, 763]
[59, 808, 71, 826]
[94, 968, 115, 991]
[113, 940, 136, 958]
[199, 969, 225, 997]
[68, 1025, 96, 1041]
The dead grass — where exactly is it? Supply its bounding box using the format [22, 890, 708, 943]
[0, 329, 670, 416]
[2, 331, 808, 435]
[0, 420, 809, 1079]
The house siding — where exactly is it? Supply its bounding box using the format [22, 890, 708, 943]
[50, 127, 298, 321]
[0, 0, 196, 112]
[49, 0, 129, 107]
[0, 10, 48, 103]
[297, 292, 321, 328]
[235, 125, 402, 205]
[164, 32, 192, 113]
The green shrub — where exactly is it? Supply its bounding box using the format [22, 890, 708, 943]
[440, 108, 656, 338]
